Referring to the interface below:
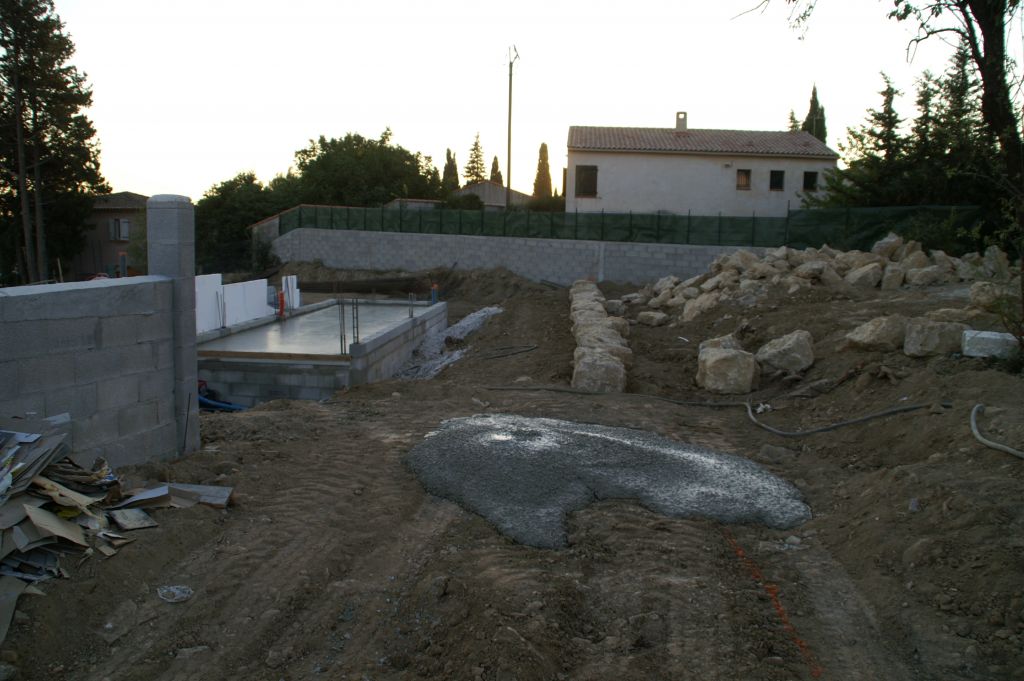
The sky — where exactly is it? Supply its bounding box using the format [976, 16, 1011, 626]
[51, 0, 989, 202]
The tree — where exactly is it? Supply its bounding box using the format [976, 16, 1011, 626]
[442, 148, 459, 193]
[464, 133, 487, 185]
[490, 155, 503, 186]
[787, 109, 801, 131]
[800, 85, 827, 142]
[532, 143, 552, 198]
[195, 172, 275, 273]
[0, 0, 107, 283]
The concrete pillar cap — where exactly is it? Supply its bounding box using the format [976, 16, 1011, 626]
[148, 194, 193, 205]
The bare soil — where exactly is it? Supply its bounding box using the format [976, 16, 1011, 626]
[7, 266, 1024, 681]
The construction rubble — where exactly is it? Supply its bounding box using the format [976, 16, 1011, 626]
[592, 234, 1021, 395]
[0, 415, 233, 647]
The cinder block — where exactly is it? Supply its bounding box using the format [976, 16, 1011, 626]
[72, 409, 119, 449]
[154, 339, 174, 369]
[136, 312, 172, 343]
[45, 383, 98, 420]
[292, 387, 325, 401]
[138, 370, 174, 402]
[16, 353, 77, 394]
[156, 396, 175, 425]
[118, 401, 159, 437]
[0, 361, 16, 392]
[98, 374, 142, 411]
[75, 345, 154, 384]
[0, 394, 46, 419]
[99, 315, 141, 347]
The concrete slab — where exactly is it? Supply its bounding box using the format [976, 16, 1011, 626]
[198, 302, 433, 356]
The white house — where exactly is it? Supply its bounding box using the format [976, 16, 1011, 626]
[565, 112, 838, 217]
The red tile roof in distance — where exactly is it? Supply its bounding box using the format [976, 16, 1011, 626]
[568, 126, 838, 159]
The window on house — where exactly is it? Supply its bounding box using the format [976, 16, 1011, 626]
[803, 171, 819, 191]
[575, 165, 598, 197]
[736, 169, 751, 190]
[770, 170, 785, 191]
[108, 218, 131, 242]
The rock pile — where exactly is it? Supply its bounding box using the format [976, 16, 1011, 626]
[604, 236, 1019, 328]
[569, 280, 632, 393]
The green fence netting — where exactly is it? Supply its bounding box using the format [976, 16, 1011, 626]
[273, 204, 982, 251]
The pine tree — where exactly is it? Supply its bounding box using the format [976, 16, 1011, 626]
[800, 85, 828, 143]
[532, 143, 552, 198]
[787, 109, 800, 131]
[489, 156, 503, 186]
[0, 0, 107, 282]
[463, 133, 486, 185]
[441, 148, 459, 193]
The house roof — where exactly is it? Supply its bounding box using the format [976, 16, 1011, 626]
[92, 191, 149, 211]
[568, 126, 838, 159]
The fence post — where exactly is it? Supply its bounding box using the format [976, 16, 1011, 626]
[601, 210, 605, 241]
[687, 209, 691, 244]
[655, 212, 661, 242]
[751, 211, 756, 246]
[628, 211, 633, 242]
[362, 206, 367, 231]
[574, 209, 578, 240]
[458, 209, 463, 235]
[502, 209, 507, 237]
[549, 212, 554, 239]
[717, 211, 722, 245]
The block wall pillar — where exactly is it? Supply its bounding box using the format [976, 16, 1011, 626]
[146, 194, 200, 455]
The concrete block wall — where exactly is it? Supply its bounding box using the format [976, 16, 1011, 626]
[349, 302, 448, 385]
[0, 277, 179, 468]
[198, 360, 350, 407]
[272, 228, 756, 286]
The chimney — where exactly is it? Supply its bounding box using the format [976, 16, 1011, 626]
[675, 111, 688, 131]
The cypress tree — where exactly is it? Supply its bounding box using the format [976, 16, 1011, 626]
[490, 156, 503, 186]
[441, 148, 459, 193]
[463, 134, 486, 185]
[801, 85, 828, 143]
[532, 143, 552, 198]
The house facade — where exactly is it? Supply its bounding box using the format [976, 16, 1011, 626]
[565, 113, 838, 217]
[71, 191, 148, 279]
[452, 180, 531, 210]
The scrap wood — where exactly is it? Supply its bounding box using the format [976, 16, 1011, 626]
[165, 483, 233, 509]
[108, 485, 172, 510]
[98, 531, 134, 548]
[23, 505, 87, 547]
[0, 575, 27, 644]
[31, 475, 105, 511]
[108, 509, 158, 531]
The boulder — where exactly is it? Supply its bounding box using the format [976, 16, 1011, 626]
[819, 265, 844, 287]
[819, 244, 841, 258]
[700, 270, 739, 292]
[925, 308, 982, 324]
[724, 249, 762, 273]
[969, 281, 1016, 311]
[880, 263, 905, 290]
[652, 275, 680, 294]
[603, 299, 626, 317]
[793, 261, 832, 279]
[845, 262, 883, 288]
[647, 288, 673, 308]
[871, 232, 904, 260]
[682, 291, 721, 322]
[664, 295, 689, 309]
[835, 250, 884, 274]
[894, 240, 922, 262]
[574, 342, 633, 369]
[904, 265, 947, 287]
[637, 311, 669, 327]
[571, 349, 626, 393]
[621, 292, 648, 305]
[930, 249, 957, 273]
[962, 330, 1019, 359]
[845, 315, 908, 351]
[983, 245, 1011, 280]
[680, 286, 701, 300]
[956, 258, 985, 282]
[901, 250, 931, 270]
[743, 261, 778, 280]
[756, 330, 815, 373]
[696, 348, 760, 394]
[903, 319, 969, 358]
[699, 334, 742, 352]
[607, 316, 630, 337]
[680, 273, 708, 289]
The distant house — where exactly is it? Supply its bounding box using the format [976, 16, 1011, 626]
[71, 191, 148, 279]
[565, 112, 838, 217]
[383, 197, 443, 211]
[452, 180, 531, 210]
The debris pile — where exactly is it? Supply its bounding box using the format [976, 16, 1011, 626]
[607, 236, 1020, 327]
[400, 306, 503, 380]
[0, 415, 233, 645]
[568, 280, 631, 392]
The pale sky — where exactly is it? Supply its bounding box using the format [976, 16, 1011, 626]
[53, 0, 983, 203]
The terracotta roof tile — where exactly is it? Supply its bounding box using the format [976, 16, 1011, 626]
[568, 126, 837, 159]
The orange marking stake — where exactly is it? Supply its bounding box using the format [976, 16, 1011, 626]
[722, 528, 825, 679]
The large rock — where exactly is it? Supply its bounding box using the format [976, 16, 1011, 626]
[962, 330, 1019, 359]
[880, 263, 905, 290]
[682, 291, 721, 322]
[872, 232, 904, 260]
[572, 349, 626, 393]
[664, 295, 689, 309]
[574, 341, 633, 369]
[647, 288, 673, 308]
[700, 270, 739, 292]
[969, 280, 1019, 311]
[724, 249, 762, 273]
[835, 250, 884, 274]
[901, 250, 931, 270]
[845, 315, 908, 351]
[743, 262, 778, 280]
[637, 311, 669, 327]
[894, 240, 923, 262]
[930, 250, 957, 273]
[793, 261, 832, 280]
[756, 330, 815, 373]
[679, 286, 701, 300]
[603, 299, 626, 317]
[652, 275, 680, 294]
[903, 319, 969, 358]
[699, 334, 742, 352]
[696, 348, 760, 394]
[845, 263, 883, 288]
[904, 265, 947, 287]
[983, 245, 1011, 280]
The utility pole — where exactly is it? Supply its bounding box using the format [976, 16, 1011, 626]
[506, 46, 519, 210]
